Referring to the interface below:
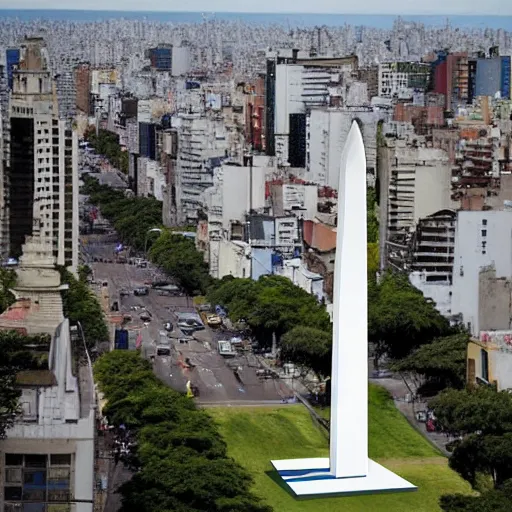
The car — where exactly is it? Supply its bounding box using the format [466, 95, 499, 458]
[140, 312, 151, 322]
[120, 289, 130, 297]
[164, 322, 173, 332]
[134, 287, 149, 296]
[206, 314, 222, 327]
[177, 318, 204, 331]
[156, 344, 171, 356]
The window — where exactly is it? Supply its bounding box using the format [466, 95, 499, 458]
[482, 219, 488, 226]
[481, 349, 489, 382]
[4, 454, 72, 511]
[481, 229, 487, 237]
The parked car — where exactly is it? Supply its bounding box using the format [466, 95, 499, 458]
[134, 287, 149, 296]
[120, 289, 130, 297]
[156, 343, 171, 356]
[206, 314, 222, 327]
[140, 311, 152, 322]
[164, 322, 173, 332]
[177, 318, 204, 331]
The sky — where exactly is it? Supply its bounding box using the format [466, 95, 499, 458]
[0, 0, 511, 16]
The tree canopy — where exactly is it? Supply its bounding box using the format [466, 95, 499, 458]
[0, 268, 16, 314]
[85, 128, 129, 174]
[59, 267, 109, 346]
[368, 271, 453, 360]
[367, 187, 379, 244]
[280, 326, 332, 379]
[392, 333, 469, 395]
[150, 231, 211, 295]
[83, 176, 162, 251]
[207, 275, 330, 344]
[94, 351, 272, 512]
[441, 480, 512, 512]
[430, 387, 512, 489]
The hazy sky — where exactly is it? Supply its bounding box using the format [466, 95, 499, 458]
[0, 0, 510, 15]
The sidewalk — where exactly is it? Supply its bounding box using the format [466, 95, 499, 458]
[94, 430, 113, 512]
[371, 375, 451, 456]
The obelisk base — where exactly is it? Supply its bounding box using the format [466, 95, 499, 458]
[271, 458, 417, 497]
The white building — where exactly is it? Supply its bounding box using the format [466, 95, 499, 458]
[175, 114, 230, 224]
[276, 257, 325, 301]
[451, 211, 512, 336]
[202, 163, 267, 278]
[0, 318, 95, 512]
[308, 108, 388, 187]
[171, 46, 191, 77]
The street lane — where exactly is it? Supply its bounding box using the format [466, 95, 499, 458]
[85, 233, 290, 403]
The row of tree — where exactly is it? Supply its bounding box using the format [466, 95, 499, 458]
[59, 266, 110, 346]
[82, 176, 163, 252]
[207, 272, 455, 380]
[149, 230, 211, 295]
[94, 350, 272, 512]
[83, 176, 210, 294]
[84, 128, 129, 174]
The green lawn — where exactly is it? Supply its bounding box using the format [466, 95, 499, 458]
[208, 385, 473, 512]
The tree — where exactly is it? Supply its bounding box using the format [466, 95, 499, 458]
[367, 242, 379, 281]
[430, 387, 512, 489]
[207, 275, 330, 345]
[0, 268, 16, 314]
[85, 128, 129, 173]
[368, 272, 452, 360]
[440, 480, 512, 512]
[59, 268, 109, 346]
[94, 351, 272, 512]
[392, 333, 469, 395]
[367, 187, 379, 244]
[150, 232, 211, 294]
[280, 326, 332, 379]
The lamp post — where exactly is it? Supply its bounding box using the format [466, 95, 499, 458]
[144, 228, 163, 255]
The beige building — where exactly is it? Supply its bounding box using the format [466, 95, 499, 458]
[7, 37, 79, 272]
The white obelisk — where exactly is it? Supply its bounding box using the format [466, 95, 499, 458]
[329, 121, 368, 478]
[271, 121, 416, 497]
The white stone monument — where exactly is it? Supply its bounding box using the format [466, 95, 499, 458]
[271, 122, 417, 497]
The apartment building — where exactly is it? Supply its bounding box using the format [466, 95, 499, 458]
[378, 62, 431, 98]
[8, 37, 79, 272]
[0, 318, 95, 512]
[308, 107, 388, 187]
[0, 61, 8, 259]
[378, 138, 452, 270]
[175, 113, 228, 224]
[265, 49, 359, 163]
[408, 209, 456, 317]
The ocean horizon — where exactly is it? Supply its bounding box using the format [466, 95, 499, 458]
[0, 9, 512, 30]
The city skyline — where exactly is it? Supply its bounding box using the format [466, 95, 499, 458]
[0, 0, 511, 16]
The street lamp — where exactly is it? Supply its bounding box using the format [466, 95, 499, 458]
[144, 228, 162, 255]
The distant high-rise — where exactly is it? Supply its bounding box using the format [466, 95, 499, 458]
[7, 37, 78, 271]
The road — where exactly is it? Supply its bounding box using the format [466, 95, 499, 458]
[84, 234, 290, 403]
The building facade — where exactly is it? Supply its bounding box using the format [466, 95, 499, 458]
[8, 37, 79, 272]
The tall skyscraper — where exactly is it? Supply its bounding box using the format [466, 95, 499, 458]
[7, 37, 78, 271]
